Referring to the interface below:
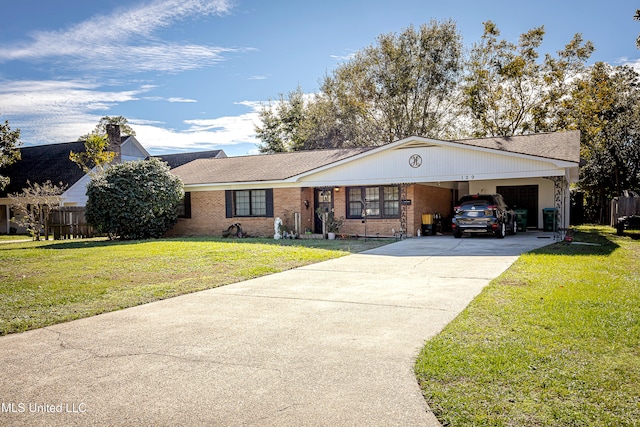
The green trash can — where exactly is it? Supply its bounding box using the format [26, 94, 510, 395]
[514, 209, 528, 232]
[543, 208, 557, 231]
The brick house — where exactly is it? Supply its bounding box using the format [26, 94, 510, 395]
[168, 131, 580, 238]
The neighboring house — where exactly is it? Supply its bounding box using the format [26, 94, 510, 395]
[0, 125, 231, 235]
[0, 128, 150, 234]
[167, 131, 580, 239]
[152, 149, 226, 169]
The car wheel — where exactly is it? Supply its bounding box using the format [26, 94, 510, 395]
[453, 229, 462, 238]
[509, 220, 517, 235]
[495, 222, 506, 239]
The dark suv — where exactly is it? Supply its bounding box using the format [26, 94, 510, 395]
[451, 194, 516, 238]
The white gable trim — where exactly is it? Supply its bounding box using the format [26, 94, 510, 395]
[289, 136, 577, 184]
[121, 136, 150, 160]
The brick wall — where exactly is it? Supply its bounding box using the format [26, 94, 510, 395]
[166, 188, 306, 238]
[412, 184, 453, 234]
[165, 184, 453, 238]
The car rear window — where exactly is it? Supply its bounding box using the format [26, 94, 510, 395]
[460, 200, 490, 209]
[458, 195, 493, 205]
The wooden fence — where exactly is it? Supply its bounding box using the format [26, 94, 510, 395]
[49, 207, 95, 239]
[610, 191, 640, 226]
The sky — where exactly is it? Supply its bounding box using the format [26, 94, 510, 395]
[0, 0, 638, 157]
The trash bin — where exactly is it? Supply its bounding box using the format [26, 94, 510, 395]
[514, 209, 528, 232]
[543, 208, 557, 231]
[421, 213, 433, 236]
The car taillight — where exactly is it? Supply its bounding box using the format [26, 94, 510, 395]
[485, 205, 496, 215]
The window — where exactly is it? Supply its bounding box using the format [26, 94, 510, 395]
[346, 186, 400, 219]
[225, 189, 273, 218]
[177, 192, 191, 218]
[383, 186, 399, 216]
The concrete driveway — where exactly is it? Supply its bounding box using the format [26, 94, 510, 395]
[0, 232, 555, 426]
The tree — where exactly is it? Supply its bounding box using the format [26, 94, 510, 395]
[85, 158, 184, 240]
[320, 20, 464, 146]
[79, 115, 136, 141]
[561, 62, 640, 222]
[9, 180, 66, 241]
[71, 116, 135, 173]
[255, 21, 464, 151]
[256, 86, 308, 153]
[69, 134, 115, 173]
[0, 119, 22, 191]
[635, 9, 640, 48]
[463, 21, 593, 137]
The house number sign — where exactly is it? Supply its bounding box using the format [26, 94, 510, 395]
[409, 154, 422, 168]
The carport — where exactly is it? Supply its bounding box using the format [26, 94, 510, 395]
[298, 131, 580, 240]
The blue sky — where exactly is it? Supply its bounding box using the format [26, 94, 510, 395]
[0, 0, 638, 157]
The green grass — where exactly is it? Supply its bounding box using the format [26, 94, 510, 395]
[0, 234, 31, 241]
[415, 226, 640, 426]
[0, 236, 391, 335]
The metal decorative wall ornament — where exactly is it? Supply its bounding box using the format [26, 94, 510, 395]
[545, 176, 566, 241]
[409, 154, 422, 168]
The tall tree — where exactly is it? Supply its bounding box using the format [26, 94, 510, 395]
[9, 180, 66, 241]
[255, 86, 308, 153]
[79, 115, 136, 140]
[320, 20, 464, 146]
[0, 120, 22, 191]
[635, 9, 640, 48]
[71, 116, 135, 172]
[69, 134, 115, 173]
[255, 20, 464, 151]
[463, 21, 593, 137]
[561, 63, 640, 222]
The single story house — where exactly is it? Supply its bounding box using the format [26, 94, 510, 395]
[167, 131, 580, 239]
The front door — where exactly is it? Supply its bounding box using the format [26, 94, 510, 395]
[314, 188, 333, 233]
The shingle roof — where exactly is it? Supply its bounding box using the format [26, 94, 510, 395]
[452, 131, 580, 163]
[152, 149, 226, 169]
[172, 147, 373, 185]
[0, 141, 89, 197]
[172, 132, 580, 187]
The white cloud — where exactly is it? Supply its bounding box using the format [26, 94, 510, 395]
[140, 108, 261, 152]
[0, 0, 241, 73]
[167, 97, 198, 103]
[0, 79, 153, 142]
[618, 57, 640, 73]
[0, 80, 147, 115]
[330, 49, 357, 62]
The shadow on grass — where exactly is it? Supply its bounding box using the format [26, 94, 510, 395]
[531, 226, 620, 256]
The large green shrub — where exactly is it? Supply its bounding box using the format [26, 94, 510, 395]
[86, 158, 184, 240]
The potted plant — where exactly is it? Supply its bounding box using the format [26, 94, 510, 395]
[316, 207, 343, 239]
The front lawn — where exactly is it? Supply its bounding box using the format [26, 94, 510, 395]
[0, 236, 391, 335]
[415, 226, 640, 426]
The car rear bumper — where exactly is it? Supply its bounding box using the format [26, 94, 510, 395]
[452, 220, 498, 234]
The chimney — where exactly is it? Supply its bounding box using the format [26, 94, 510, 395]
[105, 124, 122, 163]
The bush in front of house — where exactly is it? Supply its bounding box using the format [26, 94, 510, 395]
[86, 158, 184, 240]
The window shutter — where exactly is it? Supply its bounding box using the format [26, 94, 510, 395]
[225, 190, 233, 218]
[265, 189, 274, 217]
[183, 192, 192, 218]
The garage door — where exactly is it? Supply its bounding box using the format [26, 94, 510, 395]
[497, 185, 538, 228]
